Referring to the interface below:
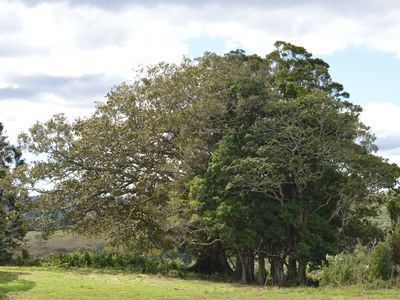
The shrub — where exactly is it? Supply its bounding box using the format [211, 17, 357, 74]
[389, 223, 400, 265]
[320, 246, 370, 286]
[13, 249, 40, 266]
[369, 242, 393, 280]
[320, 253, 357, 285]
[44, 251, 185, 275]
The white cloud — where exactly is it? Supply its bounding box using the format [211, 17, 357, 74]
[0, 98, 94, 145]
[361, 102, 400, 165]
[0, 2, 188, 78]
[1, 0, 400, 156]
[362, 102, 400, 140]
[379, 147, 400, 166]
[1, 0, 399, 81]
[0, 2, 190, 143]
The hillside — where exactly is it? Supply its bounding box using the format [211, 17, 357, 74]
[21, 231, 105, 257]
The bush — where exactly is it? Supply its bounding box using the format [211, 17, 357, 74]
[369, 242, 393, 280]
[44, 251, 185, 275]
[320, 246, 369, 286]
[13, 249, 40, 266]
[321, 253, 357, 285]
[389, 223, 400, 265]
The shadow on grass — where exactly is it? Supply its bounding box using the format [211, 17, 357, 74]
[59, 266, 255, 288]
[0, 271, 35, 299]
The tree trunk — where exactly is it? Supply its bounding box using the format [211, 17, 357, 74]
[286, 224, 297, 284]
[287, 256, 297, 284]
[257, 255, 266, 285]
[250, 255, 255, 281]
[297, 260, 307, 285]
[240, 253, 254, 284]
[188, 243, 233, 275]
[234, 254, 242, 280]
[270, 257, 285, 286]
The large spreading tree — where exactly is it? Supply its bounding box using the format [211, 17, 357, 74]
[20, 42, 400, 284]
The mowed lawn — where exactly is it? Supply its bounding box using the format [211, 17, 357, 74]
[0, 267, 399, 300]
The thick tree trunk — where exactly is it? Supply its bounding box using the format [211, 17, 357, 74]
[250, 255, 255, 281]
[240, 255, 249, 284]
[287, 256, 297, 284]
[188, 243, 233, 275]
[286, 224, 298, 284]
[234, 254, 242, 280]
[270, 257, 285, 286]
[257, 255, 266, 285]
[297, 260, 307, 285]
[240, 253, 254, 284]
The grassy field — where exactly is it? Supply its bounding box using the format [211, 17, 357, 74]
[1, 267, 400, 299]
[22, 231, 105, 257]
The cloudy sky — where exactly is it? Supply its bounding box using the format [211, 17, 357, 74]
[0, 0, 399, 164]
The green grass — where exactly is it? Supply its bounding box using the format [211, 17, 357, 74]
[1, 267, 400, 299]
[21, 231, 105, 257]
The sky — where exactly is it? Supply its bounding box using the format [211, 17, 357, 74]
[0, 0, 399, 164]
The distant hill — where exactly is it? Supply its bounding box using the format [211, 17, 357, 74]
[22, 231, 106, 257]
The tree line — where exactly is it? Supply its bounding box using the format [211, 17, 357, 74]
[1, 41, 399, 285]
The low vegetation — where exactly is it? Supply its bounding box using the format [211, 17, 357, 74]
[43, 251, 186, 276]
[2, 266, 400, 300]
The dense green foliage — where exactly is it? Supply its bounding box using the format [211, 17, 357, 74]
[320, 246, 371, 286]
[369, 242, 394, 280]
[0, 124, 27, 263]
[321, 225, 400, 286]
[16, 41, 400, 286]
[43, 251, 185, 275]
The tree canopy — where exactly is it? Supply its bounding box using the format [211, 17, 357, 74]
[0, 123, 27, 262]
[19, 41, 400, 285]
